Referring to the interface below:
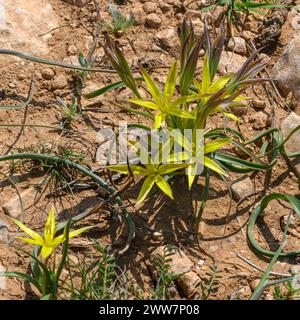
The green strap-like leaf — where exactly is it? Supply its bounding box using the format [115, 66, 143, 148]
[137, 176, 156, 204]
[155, 175, 174, 199]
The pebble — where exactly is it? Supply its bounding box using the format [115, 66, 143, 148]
[67, 44, 78, 55]
[142, 2, 157, 14]
[17, 73, 26, 81]
[52, 74, 68, 90]
[146, 13, 161, 28]
[249, 111, 268, 130]
[156, 28, 178, 49]
[250, 279, 261, 291]
[231, 177, 254, 201]
[252, 99, 266, 109]
[176, 271, 201, 298]
[41, 68, 55, 80]
[0, 221, 8, 243]
[130, 8, 145, 25]
[158, 1, 171, 12]
[62, 0, 90, 7]
[228, 36, 247, 55]
[3, 187, 38, 218]
[218, 51, 247, 75]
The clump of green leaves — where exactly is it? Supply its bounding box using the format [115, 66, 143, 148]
[64, 243, 117, 300]
[61, 242, 146, 300]
[56, 96, 81, 127]
[104, 3, 135, 36]
[105, 18, 267, 213]
[11, 143, 85, 193]
[198, 265, 222, 299]
[201, 0, 285, 29]
[273, 282, 300, 300]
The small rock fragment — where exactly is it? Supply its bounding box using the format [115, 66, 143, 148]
[218, 51, 247, 75]
[67, 44, 77, 55]
[52, 74, 68, 90]
[280, 214, 297, 232]
[272, 37, 300, 104]
[143, 2, 157, 14]
[146, 13, 161, 28]
[3, 187, 39, 218]
[158, 1, 171, 12]
[130, 8, 145, 25]
[150, 245, 193, 275]
[0, 221, 8, 243]
[231, 177, 254, 201]
[175, 271, 201, 298]
[62, 0, 91, 7]
[228, 36, 247, 55]
[156, 28, 178, 49]
[281, 112, 300, 154]
[41, 68, 55, 80]
[252, 99, 266, 109]
[250, 279, 261, 291]
[191, 19, 204, 38]
[249, 111, 268, 130]
[290, 265, 300, 275]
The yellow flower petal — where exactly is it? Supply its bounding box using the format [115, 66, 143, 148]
[10, 218, 44, 244]
[17, 237, 44, 246]
[44, 207, 56, 244]
[41, 246, 54, 260]
[68, 226, 93, 239]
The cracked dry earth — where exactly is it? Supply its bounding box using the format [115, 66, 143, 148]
[0, 0, 300, 300]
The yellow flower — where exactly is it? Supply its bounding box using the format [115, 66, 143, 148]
[11, 207, 92, 260]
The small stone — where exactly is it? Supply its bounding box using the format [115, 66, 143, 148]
[62, 0, 91, 7]
[209, 245, 218, 253]
[249, 111, 268, 130]
[0, 221, 8, 243]
[150, 245, 193, 274]
[231, 177, 254, 201]
[130, 8, 145, 25]
[41, 68, 55, 80]
[281, 112, 300, 175]
[156, 28, 178, 49]
[231, 286, 252, 299]
[191, 19, 204, 38]
[281, 112, 300, 154]
[281, 214, 297, 231]
[17, 73, 26, 81]
[218, 51, 247, 75]
[143, 2, 157, 14]
[175, 271, 201, 298]
[67, 44, 77, 55]
[241, 30, 256, 41]
[250, 279, 261, 291]
[158, 1, 171, 12]
[272, 37, 300, 104]
[290, 265, 300, 275]
[36, 96, 50, 107]
[52, 74, 68, 90]
[264, 294, 273, 300]
[63, 55, 80, 67]
[252, 99, 266, 109]
[152, 231, 163, 240]
[196, 259, 205, 266]
[228, 36, 247, 55]
[8, 82, 17, 88]
[199, 49, 205, 57]
[3, 187, 39, 218]
[146, 13, 161, 28]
